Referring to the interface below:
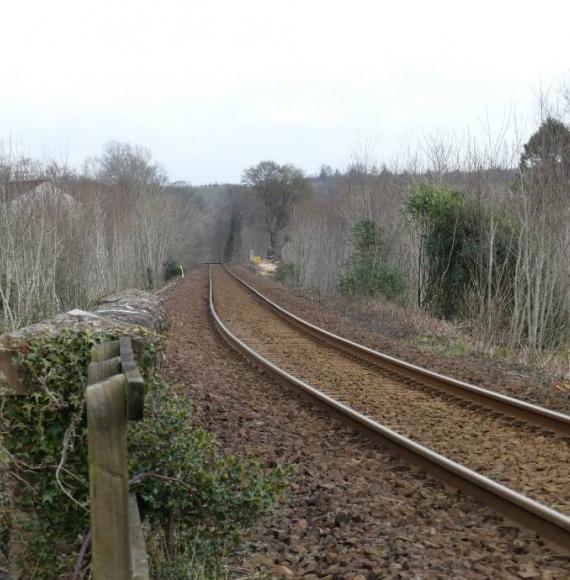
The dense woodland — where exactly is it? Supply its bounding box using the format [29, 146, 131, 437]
[0, 142, 195, 331]
[1, 93, 570, 359]
[193, 100, 570, 357]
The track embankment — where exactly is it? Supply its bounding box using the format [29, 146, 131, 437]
[230, 265, 570, 416]
[211, 266, 570, 517]
[165, 266, 570, 578]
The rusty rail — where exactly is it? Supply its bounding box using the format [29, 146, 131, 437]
[222, 264, 570, 437]
[209, 265, 570, 553]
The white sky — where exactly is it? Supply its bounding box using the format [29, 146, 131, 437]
[1, 0, 569, 183]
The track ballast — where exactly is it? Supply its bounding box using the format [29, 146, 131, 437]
[209, 264, 570, 552]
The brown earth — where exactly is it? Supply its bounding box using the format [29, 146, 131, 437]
[230, 266, 570, 416]
[164, 266, 569, 579]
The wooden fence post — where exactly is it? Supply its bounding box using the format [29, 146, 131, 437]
[119, 338, 145, 421]
[86, 339, 149, 579]
[86, 374, 131, 579]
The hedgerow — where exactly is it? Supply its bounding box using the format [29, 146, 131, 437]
[0, 329, 287, 578]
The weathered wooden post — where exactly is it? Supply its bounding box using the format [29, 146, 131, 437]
[119, 337, 145, 421]
[86, 338, 149, 579]
[86, 372, 131, 579]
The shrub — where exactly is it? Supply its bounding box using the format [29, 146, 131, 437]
[275, 261, 300, 286]
[340, 259, 405, 299]
[0, 329, 287, 577]
[164, 258, 183, 281]
[0, 329, 97, 577]
[405, 184, 519, 319]
[129, 376, 288, 574]
[339, 219, 405, 300]
[0, 445, 9, 571]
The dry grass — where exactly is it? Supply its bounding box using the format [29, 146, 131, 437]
[316, 292, 570, 381]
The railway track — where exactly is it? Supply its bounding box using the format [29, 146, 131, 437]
[208, 264, 570, 553]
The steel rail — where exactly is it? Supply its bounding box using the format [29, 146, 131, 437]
[221, 264, 570, 437]
[209, 265, 570, 552]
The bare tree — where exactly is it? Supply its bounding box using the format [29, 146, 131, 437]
[242, 161, 312, 259]
[0, 142, 198, 333]
[95, 141, 166, 190]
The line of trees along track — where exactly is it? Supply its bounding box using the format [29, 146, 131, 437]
[201, 102, 570, 363]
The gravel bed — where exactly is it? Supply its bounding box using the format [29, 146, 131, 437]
[212, 267, 570, 517]
[165, 266, 570, 578]
[230, 266, 570, 416]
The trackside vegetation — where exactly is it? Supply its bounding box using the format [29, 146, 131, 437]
[339, 219, 406, 300]
[0, 330, 287, 578]
[405, 183, 569, 348]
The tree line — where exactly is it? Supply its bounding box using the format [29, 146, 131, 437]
[205, 104, 570, 355]
[0, 141, 196, 333]
[2, 98, 570, 356]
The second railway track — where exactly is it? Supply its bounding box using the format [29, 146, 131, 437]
[209, 264, 570, 552]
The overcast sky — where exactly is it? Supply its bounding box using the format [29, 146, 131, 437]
[1, 0, 569, 183]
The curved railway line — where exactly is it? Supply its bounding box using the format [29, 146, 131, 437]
[208, 264, 570, 553]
